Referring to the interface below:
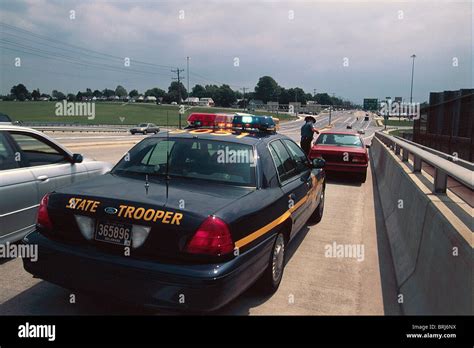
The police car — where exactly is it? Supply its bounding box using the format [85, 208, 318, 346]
[22, 113, 326, 312]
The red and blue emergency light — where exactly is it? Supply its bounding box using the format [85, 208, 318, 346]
[187, 113, 276, 133]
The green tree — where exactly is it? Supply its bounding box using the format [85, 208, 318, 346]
[167, 81, 187, 103]
[128, 89, 139, 98]
[67, 93, 76, 102]
[254, 76, 281, 103]
[115, 85, 127, 98]
[204, 84, 219, 98]
[84, 88, 93, 98]
[10, 84, 30, 101]
[31, 89, 40, 100]
[315, 93, 332, 105]
[213, 84, 236, 107]
[145, 88, 166, 98]
[52, 90, 66, 100]
[93, 90, 102, 98]
[102, 89, 115, 98]
[191, 84, 206, 98]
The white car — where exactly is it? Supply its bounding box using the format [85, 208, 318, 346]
[0, 125, 112, 243]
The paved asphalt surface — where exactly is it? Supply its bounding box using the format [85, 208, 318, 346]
[0, 110, 402, 315]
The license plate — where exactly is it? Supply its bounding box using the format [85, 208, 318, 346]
[95, 221, 132, 246]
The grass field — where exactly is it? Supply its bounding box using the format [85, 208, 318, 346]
[0, 101, 295, 126]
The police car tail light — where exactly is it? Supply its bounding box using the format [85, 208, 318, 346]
[74, 215, 94, 240]
[185, 216, 234, 256]
[37, 193, 53, 231]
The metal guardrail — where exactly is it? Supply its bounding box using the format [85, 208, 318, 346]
[393, 135, 474, 171]
[375, 131, 473, 193]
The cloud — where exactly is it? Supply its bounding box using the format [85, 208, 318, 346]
[0, 0, 471, 102]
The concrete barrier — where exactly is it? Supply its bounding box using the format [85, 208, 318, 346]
[371, 137, 472, 314]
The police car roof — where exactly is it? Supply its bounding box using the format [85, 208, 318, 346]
[151, 129, 288, 145]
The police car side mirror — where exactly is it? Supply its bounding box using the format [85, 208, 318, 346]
[312, 158, 325, 169]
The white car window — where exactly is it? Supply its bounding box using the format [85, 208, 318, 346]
[0, 132, 20, 170]
[10, 132, 68, 167]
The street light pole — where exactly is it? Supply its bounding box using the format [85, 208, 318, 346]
[186, 56, 190, 97]
[410, 54, 416, 104]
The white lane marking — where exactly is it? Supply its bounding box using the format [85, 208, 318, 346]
[343, 116, 351, 123]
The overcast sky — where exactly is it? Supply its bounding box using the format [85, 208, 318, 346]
[0, 0, 472, 103]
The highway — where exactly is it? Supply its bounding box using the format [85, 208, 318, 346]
[0, 110, 402, 315]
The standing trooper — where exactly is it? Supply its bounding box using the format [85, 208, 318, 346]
[300, 116, 319, 156]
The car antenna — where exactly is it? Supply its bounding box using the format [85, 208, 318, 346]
[165, 110, 170, 201]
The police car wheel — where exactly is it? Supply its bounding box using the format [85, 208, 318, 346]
[260, 233, 286, 294]
[310, 187, 325, 223]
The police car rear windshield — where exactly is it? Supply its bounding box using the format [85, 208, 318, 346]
[112, 137, 256, 186]
[315, 133, 363, 148]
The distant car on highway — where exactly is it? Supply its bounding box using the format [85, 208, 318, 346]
[346, 124, 352, 129]
[0, 113, 13, 124]
[310, 131, 369, 182]
[0, 125, 112, 243]
[129, 123, 160, 135]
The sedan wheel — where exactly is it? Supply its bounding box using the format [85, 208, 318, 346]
[259, 232, 286, 294]
[271, 234, 285, 284]
[310, 187, 325, 223]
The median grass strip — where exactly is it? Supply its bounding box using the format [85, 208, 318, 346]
[0, 101, 296, 125]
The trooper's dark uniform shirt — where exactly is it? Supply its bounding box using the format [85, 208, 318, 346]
[300, 122, 315, 155]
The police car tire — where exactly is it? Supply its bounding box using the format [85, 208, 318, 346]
[259, 232, 286, 294]
[310, 187, 325, 223]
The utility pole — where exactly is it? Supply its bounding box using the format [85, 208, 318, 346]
[171, 67, 185, 128]
[186, 57, 190, 97]
[329, 92, 335, 125]
[242, 87, 248, 110]
[410, 54, 416, 104]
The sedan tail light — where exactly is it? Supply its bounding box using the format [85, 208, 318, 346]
[185, 216, 234, 256]
[37, 193, 53, 231]
[352, 155, 367, 163]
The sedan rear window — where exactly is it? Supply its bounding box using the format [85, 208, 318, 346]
[112, 138, 256, 186]
[315, 134, 363, 148]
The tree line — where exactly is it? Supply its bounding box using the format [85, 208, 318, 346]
[4, 76, 358, 108]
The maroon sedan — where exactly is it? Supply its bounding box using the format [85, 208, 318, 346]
[309, 131, 369, 182]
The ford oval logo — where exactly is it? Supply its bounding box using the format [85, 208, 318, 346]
[104, 207, 118, 215]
